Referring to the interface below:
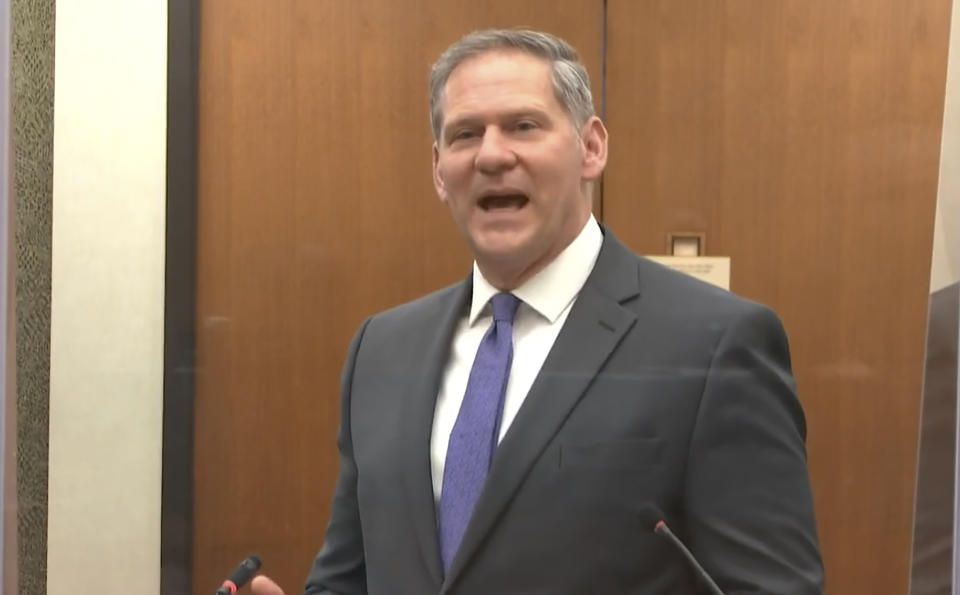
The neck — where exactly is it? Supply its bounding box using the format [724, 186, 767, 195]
[477, 213, 592, 291]
[478, 260, 542, 292]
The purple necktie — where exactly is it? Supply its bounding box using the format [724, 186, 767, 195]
[438, 292, 520, 573]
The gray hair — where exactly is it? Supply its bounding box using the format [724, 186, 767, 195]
[429, 29, 595, 141]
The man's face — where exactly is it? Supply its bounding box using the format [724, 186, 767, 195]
[432, 50, 607, 286]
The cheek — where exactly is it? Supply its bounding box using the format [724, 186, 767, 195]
[440, 171, 470, 201]
[440, 152, 472, 177]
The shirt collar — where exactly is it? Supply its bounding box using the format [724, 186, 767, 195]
[469, 215, 603, 325]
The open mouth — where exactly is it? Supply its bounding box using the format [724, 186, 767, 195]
[478, 193, 529, 211]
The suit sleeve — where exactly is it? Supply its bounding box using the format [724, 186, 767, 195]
[303, 318, 371, 595]
[683, 304, 825, 594]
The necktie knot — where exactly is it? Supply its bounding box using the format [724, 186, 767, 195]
[490, 293, 520, 323]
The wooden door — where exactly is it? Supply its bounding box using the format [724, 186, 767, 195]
[602, 1, 951, 593]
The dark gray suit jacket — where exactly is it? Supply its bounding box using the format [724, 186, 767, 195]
[304, 229, 824, 594]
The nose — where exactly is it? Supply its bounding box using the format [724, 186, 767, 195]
[474, 127, 518, 174]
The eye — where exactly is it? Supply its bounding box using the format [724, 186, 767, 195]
[451, 128, 479, 142]
[515, 120, 538, 132]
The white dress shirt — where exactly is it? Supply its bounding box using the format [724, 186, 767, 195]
[430, 216, 603, 500]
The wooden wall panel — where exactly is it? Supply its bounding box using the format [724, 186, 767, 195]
[193, 2, 602, 593]
[604, 1, 951, 593]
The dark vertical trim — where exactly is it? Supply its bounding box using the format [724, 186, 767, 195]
[600, 0, 607, 122]
[162, 0, 198, 592]
[11, 0, 54, 592]
[0, 0, 17, 591]
[597, 0, 608, 222]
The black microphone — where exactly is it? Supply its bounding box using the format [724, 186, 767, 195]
[640, 506, 724, 595]
[215, 554, 262, 595]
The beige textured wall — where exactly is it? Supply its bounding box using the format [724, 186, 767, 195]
[930, 0, 959, 292]
[46, 1, 166, 593]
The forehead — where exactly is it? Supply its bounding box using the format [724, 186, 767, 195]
[440, 50, 559, 117]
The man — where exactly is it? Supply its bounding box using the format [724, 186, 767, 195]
[253, 29, 824, 594]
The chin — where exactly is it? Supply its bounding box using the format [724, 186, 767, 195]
[470, 234, 529, 261]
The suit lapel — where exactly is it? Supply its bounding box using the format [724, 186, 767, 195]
[400, 277, 472, 588]
[441, 232, 642, 590]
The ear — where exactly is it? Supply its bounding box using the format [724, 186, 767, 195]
[579, 116, 608, 181]
[432, 142, 449, 203]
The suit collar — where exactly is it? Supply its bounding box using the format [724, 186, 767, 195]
[587, 224, 642, 304]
